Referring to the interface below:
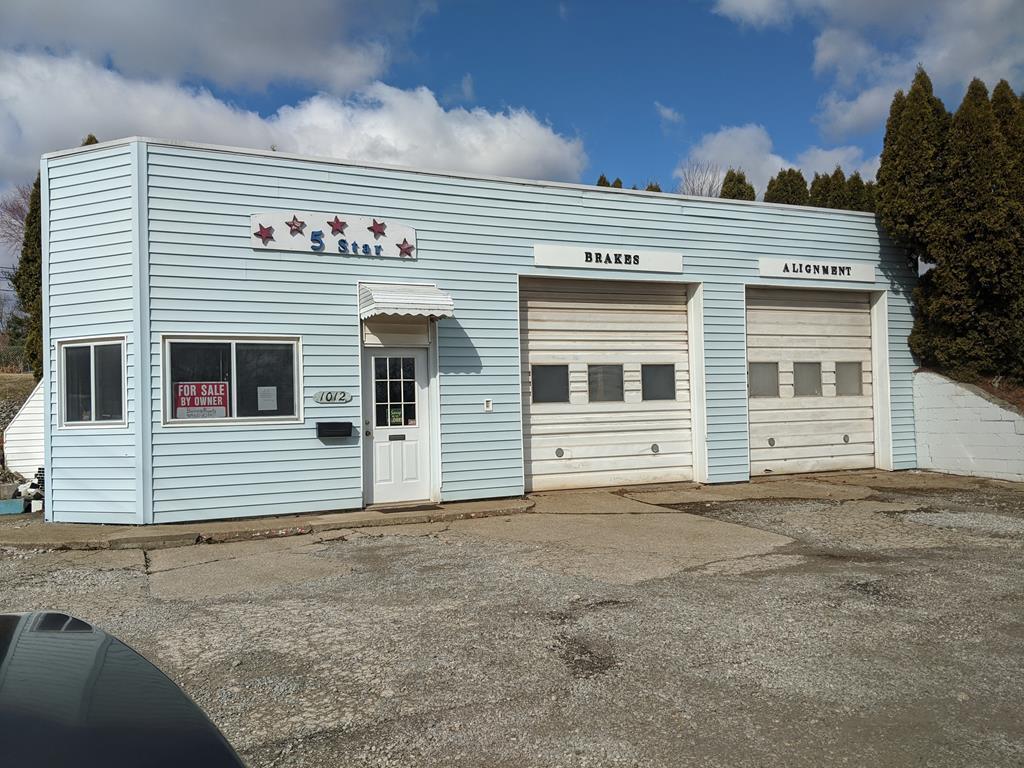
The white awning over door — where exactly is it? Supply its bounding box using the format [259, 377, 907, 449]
[358, 283, 455, 320]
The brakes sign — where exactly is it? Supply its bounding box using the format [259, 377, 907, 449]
[175, 382, 228, 419]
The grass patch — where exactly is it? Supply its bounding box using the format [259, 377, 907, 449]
[0, 373, 36, 405]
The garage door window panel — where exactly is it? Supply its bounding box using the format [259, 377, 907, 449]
[836, 362, 863, 396]
[531, 365, 569, 403]
[588, 365, 624, 402]
[793, 362, 822, 397]
[641, 364, 676, 401]
[749, 362, 779, 398]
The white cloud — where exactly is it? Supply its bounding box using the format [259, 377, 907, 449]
[0, 51, 587, 189]
[714, 0, 1024, 139]
[558, 2, 569, 21]
[444, 73, 475, 104]
[676, 123, 877, 198]
[712, 0, 790, 27]
[654, 101, 683, 128]
[0, 0, 434, 94]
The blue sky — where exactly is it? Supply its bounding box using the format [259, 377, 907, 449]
[1, 0, 1022, 203]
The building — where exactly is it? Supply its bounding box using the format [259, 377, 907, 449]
[40, 138, 916, 524]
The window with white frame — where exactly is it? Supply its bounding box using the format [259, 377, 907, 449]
[164, 337, 301, 423]
[60, 338, 125, 426]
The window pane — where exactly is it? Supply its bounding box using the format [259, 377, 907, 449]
[170, 342, 231, 419]
[641, 364, 675, 401]
[388, 358, 400, 378]
[748, 363, 779, 398]
[236, 343, 296, 417]
[794, 362, 822, 397]
[64, 346, 92, 422]
[836, 361, 863, 396]
[588, 365, 623, 402]
[389, 404, 404, 426]
[374, 358, 387, 378]
[94, 344, 123, 422]
[402, 381, 414, 402]
[402, 357, 415, 379]
[403, 403, 417, 426]
[531, 365, 569, 403]
[375, 404, 388, 427]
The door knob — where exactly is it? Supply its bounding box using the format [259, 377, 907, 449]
[365, 430, 371, 437]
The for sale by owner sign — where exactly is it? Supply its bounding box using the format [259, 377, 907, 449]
[175, 382, 229, 419]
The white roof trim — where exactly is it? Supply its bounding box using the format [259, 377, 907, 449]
[359, 283, 455, 320]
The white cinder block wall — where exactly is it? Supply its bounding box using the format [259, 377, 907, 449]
[914, 371, 1024, 482]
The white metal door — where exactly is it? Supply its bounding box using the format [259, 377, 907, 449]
[363, 348, 430, 505]
[746, 287, 875, 475]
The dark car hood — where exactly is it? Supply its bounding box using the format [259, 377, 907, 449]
[0, 612, 245, 766]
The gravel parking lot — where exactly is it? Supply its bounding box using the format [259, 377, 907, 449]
[2, 470, 1023, 767]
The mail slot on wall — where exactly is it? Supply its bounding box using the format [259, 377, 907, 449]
[316, 422, 353, 438]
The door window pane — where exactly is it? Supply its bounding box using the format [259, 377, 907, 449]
[64, 346, 92, 422]
[588, 365, 624, 402]
[748, 362, 779, 398]
[531, 365, 569, 403]
[641, 364, 675, 401]
[836, 362, 863, 396]
[94, 343, 124, 421]
[236, 343, 295, 417]
[794, 362, 822, 397]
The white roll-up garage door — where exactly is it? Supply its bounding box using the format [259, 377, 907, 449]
[746, 287, 874, 475]
[520, 277, 692, 491]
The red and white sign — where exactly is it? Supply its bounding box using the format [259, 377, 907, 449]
[175, 382, 229, 420]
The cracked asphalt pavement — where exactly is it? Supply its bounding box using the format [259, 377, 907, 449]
[2, 470, 1024, 767]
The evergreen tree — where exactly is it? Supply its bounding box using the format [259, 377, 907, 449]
[808, 171, 834, 208]
[611, 177, 623, 188]
[719, 168, 755, 200]
[845, 171, 866, 211]
[862, 180, 878, 213]
[909, 79, 1024, 379]
[645, 181, 662, 192]
[827, 166, 850, 209]
[991, 79, 1024, 204]
[12, 175, 42, 379]
[12, 134, 97, 379]
[596, 174, 611, 187]
[763, 168, 809, 205]
[876, 67, 949, 264]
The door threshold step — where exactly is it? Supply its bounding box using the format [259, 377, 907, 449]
[366, 501, 443, 514]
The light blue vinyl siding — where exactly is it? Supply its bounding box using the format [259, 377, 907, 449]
[45, 145, 139, 522]
[45, 138, 917, 523]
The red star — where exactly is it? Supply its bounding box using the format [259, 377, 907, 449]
[328, 216, 347, 235]
[397, 238, 415, 258]
[367, 219, 387, 239]
[287, 215, 306, 235]
[254, 224, 274, 245]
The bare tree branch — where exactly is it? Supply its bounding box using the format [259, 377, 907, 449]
[0, 182, 32, 250]
[676, 160, 723, 198]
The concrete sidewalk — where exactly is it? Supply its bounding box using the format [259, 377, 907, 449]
[0, 497, 534, 551]
[1, 469, 1012, 553]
